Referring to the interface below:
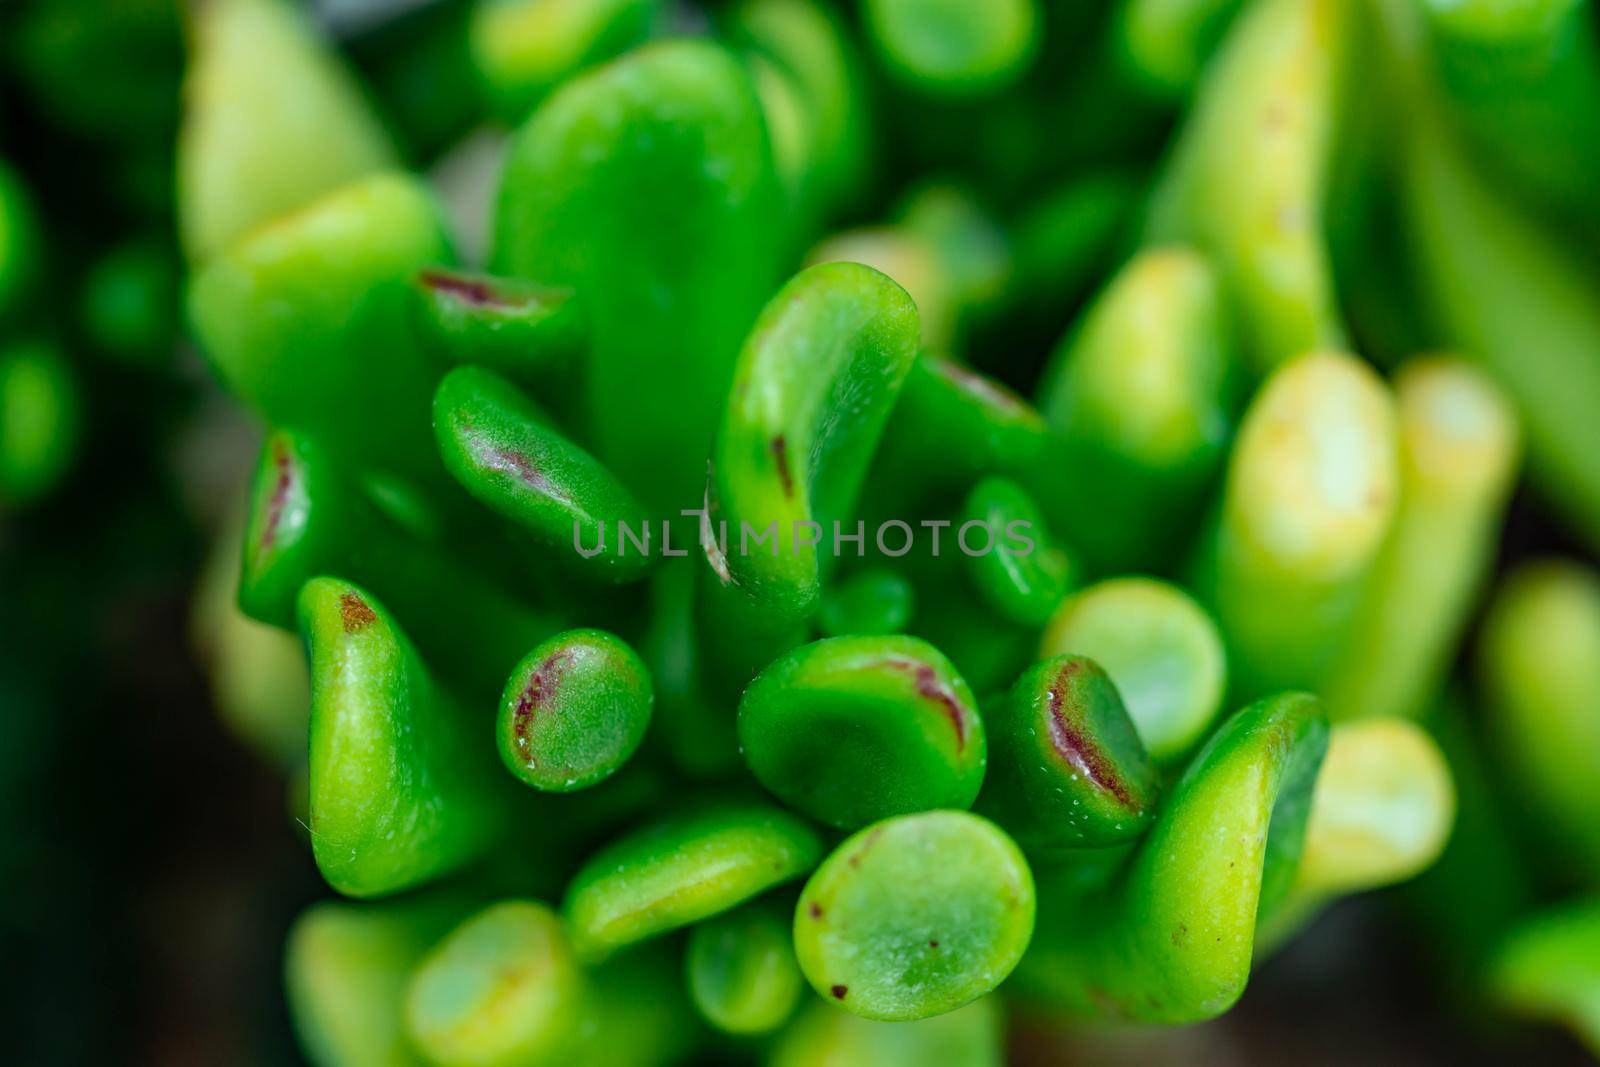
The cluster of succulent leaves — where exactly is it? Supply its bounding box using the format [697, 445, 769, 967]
[7, 0, 1600, 1063]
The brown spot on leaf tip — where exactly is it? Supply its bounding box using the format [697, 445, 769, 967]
[830, 985, 848, 1000]
[338, 593, 377, 633]
[770, 435, 794, 497]
[808, 902, 823, 919]
[1047, 665, 1136, 808]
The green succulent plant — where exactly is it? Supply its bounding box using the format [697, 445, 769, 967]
[5, 0, 1589, 1060]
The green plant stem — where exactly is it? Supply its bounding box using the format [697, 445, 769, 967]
[1032, 246, 1238, 574]
[1197, 351, 1399, 700]
[1146, 0, 1353, 372]
[1478, 560, 1600, 875]
[1390, 27, 1600, 551]
[1323, 357, 1519, 721]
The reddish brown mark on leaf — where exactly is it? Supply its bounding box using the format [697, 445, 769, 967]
[259, 441, 296, 551]
[770, 435, 794, 498]
[338, 593, 378, 633]
[808, 902, 824, 920]
[488, 447, 555, 494]
[1046, 662, 1135, 809]
[420, 269, 526, 311]
[885, 657, 969, 751]
[513, 650, 574, 753]
[830, 985, 848, 1000]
